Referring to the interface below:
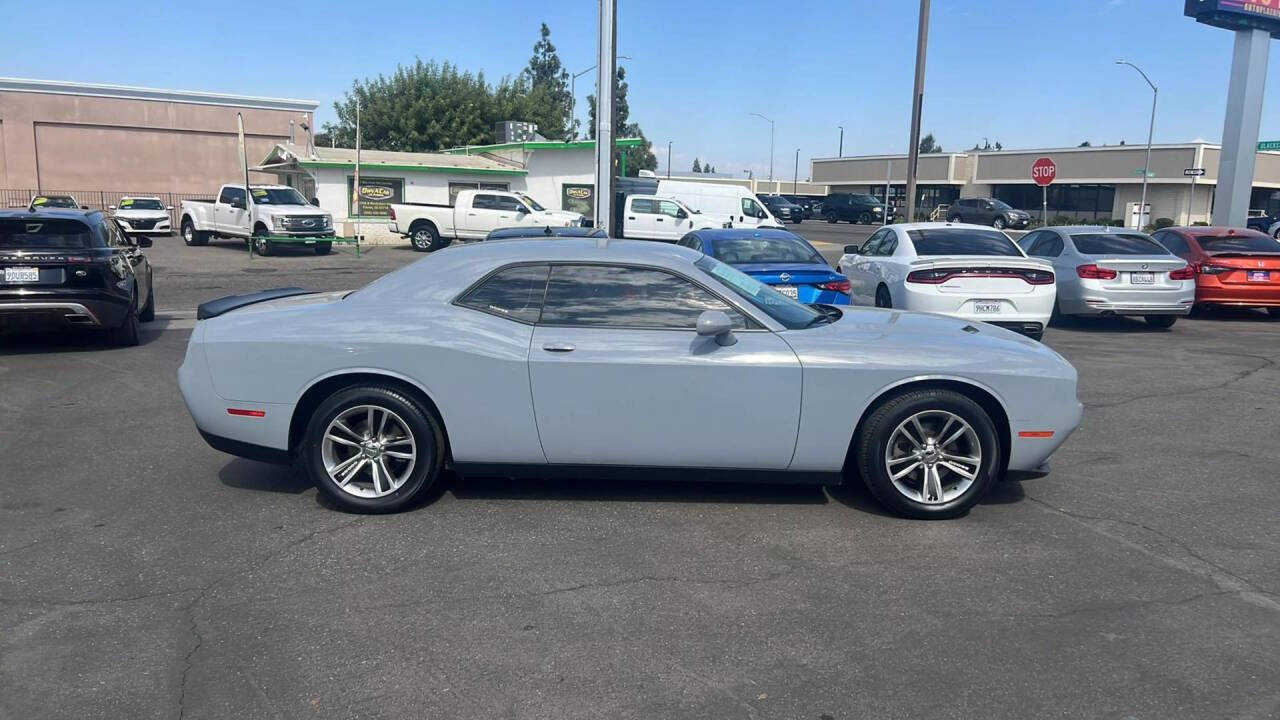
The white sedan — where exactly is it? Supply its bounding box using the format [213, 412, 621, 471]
[838, 223, 1057, 340]
[179, 238, 1082, 520]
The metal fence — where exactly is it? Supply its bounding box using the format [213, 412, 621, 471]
[1, 189, 215, 225]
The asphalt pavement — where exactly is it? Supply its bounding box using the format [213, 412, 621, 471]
[2, 230, 1279, 720]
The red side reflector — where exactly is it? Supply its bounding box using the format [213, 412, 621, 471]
[1018, 430, 1054, 438]
[227, 408, 266, 418]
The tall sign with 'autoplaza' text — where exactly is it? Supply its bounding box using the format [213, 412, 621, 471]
[1185, 0, 1279, 226]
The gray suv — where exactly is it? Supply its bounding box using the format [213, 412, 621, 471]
[947, 197, 1031, 230]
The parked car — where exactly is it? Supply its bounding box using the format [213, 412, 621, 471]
[655, 179, 781, 229]
[677, 228, 849, 304]
[486, 226, 607, 241]
[111, 196, 173, 237]
[837, 223, 1055, 340]
[28, 195, 84, 211]
[781, 195, 821, 218]
[390, 190, 583, 252]
[1151, 226, 1280, 316]
[1244, 211, 1280, 237]
[946, 197, 1032, 230]
[822, 193, 890, 224]
[1, 208, 154, 345]
[179, 237, 1081, 519]
[180, 184, 334, 256]
[1017, 226, 1194, 327]
[757, 195, 805, 224]
[620, 195, 727, 240]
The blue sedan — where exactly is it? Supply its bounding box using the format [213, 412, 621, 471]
[677, 228, 851, 304]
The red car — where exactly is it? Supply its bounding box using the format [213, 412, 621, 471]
[1151, 226, 1280, 317]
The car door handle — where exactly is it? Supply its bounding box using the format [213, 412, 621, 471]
[541, 343, 576, 353]
[628, 216, 636, 220]
[655, 218, 664, 222]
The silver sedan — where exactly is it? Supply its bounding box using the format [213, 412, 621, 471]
[1016, 226, 1196, 328]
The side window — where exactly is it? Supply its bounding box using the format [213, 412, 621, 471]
[677, 234, 701, 251]
[493, 195, 525, 212]
[457, 264, 550, 324]
[741, 198, 763, 217]
[1026, 233, 1062, 257]
[541, 265, 745, 329]
[218, 186, 234, 204]
[472, 194, 497, 210]
[657, 200, 681, 218]
[1017, 231, 1043, 252]
[100, 219, 119, 247]
[1153, 231, 1189, 256]
[219, 187, 245, 205]
[631, 198, 655, 214]
[861, 229, 888, 255]
[876, 234, 898, 257]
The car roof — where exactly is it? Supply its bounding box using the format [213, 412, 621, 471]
[692, 227, 806, 242]
[1170, 225, 1268, 238]
[883, 221, 1009, 233]
[438, 237, 703, 266]
[1, 208, 101, 220]
[1051, 225, 1148, 235]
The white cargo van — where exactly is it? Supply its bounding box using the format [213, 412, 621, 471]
[655, 180, 781, 228]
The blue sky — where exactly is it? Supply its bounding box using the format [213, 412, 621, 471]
[3, 0, 1279, 179]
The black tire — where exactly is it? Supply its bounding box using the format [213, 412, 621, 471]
[252, 227, 273, 256]
[993, 217, 1006, 230]
[791, 217, 803, 224]
[409, 223, 441, 252]
[110, 293, 140, 347]
[855, 389, 1000, 519]
[858, 212, 871, 225]
[181, 219, 207, 247]
[139, 284, 155, 322]
[1144, 315, 1177, 329]
[825, 214, 837, 224]
[948, 215, 962, 224]
[302, 385, 446, 513]
[875, 285, 893, 309]
[314, 241, 332, 256]
[1267, 307, 1280, 319]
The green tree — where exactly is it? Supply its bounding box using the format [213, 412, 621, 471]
[692, 158, 702, 173]
[918, 133, 942, 154]
[586, 66, 657, 176]
[521, 23, 572, 140]
[1078, 141, 1092, 147]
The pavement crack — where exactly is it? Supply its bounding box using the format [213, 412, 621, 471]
[1024, 494, 1280, 612]
[0, 586, 207, 608]
[530, 572, 790, 598]
[1026, 589, 1236, 620]
[1090, 350, 1276, 410]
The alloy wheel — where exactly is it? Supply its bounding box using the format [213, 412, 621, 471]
[321, 404, 417, 498]
[883, 410, 982, 505]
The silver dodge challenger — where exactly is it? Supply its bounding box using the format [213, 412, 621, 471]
[178, 238, 1082, 519]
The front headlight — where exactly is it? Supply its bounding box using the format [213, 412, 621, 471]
[322, 215, 332, 228]
[271, 215, 284, 230]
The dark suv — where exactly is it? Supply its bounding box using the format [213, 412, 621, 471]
[0, 209, 154, 345]
[821, 193, 890, 224]
[946, 197, 1031, 230]
[757, 195, 804, 224]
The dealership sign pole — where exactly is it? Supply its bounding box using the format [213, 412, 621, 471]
[1032, 156, 1056, 225]
[593, 0, 617, 238]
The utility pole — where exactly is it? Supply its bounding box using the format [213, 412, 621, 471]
[794, 149, 800, 194]
[1117, 60, 1157, 229]
[905, 0, 931, 223]
[838, 126, 844, 157]
[667, 141, 672, 179]
[750, 112, 775, 180]
[593, 0, 618, 234]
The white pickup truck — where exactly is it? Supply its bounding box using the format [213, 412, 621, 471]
[389, 189, 584, 252]
[619, 194, 729, 241]
[179, 184, 334, 256]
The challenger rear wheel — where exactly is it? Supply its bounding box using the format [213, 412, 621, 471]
[856, 389, 999, 519]
[303, 385, 445, 513]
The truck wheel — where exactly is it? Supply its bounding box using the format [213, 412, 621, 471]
[314, 242, 332, 256]
[252, 229, 273, 257]
[181, 219, 207, 247]
[409, 223, 440, 252]
[825, 213, 837, 224]
[858, 212, 871, 224]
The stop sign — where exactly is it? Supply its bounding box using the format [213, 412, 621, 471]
[1031, 157, 1057, 187]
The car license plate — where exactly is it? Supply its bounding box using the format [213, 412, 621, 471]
[1130, 272, 1155, 284]
[4, 267, 39, 283]
[974, 301, 1001, 314]
[1248, 270, 1271, 282]
[775, 284, 799, 299]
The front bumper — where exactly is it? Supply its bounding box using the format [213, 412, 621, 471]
[117, 218, 172, 235]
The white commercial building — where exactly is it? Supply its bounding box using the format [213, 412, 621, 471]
[258, 139, 642, 242]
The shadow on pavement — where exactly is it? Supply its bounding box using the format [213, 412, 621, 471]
[0, 326, 162, 354]
[218, 458, 312, 495]
[443, 473, 829, 506]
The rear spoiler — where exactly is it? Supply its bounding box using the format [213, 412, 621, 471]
[196, 287, 315, 320]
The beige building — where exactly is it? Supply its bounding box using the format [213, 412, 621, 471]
[0, 77, 317, 207]
[811, 143, 1280, 226]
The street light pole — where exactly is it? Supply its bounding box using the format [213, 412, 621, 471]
[571, 55, 630, 140]
[750, 112, 774, 181]
[794, 149, 800, 194]
[905, 0, 931, 223]
[1117, 60, 1157, 229]
[667, 141, 672, 179]
[838, 126, 844, 157]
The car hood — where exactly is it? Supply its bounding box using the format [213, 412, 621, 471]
[255, 205, 328, 216]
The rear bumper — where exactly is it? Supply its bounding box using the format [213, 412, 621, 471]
[902, 285, 1055, 329]
[0, 292, 130, 330]
[1196, 287, 1280, 307]
[1063, 298, 1194, 316]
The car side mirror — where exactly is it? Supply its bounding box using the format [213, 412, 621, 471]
[309, 198, 319, 207]
[677, 209, 688, 219]
[696, 310, 737, 347]
[81, 205, 90, 210]
[166, 205, 174, 211]
[109, 205, 117, 211]
[843, 244, 860, 255]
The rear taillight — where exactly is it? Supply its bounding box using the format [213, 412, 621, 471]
[906, 268, 1054, 285]
[1076, 264, 1118, 280]
[1022, 270, 1055, 285]
[818, 278, 852, 293]
[1199, 263, 1232, 275]
[907, 269, 949, 284]
[389, 207, 396, 220]
[1169, 265, 1195, 280]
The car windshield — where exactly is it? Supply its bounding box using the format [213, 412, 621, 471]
[249, 188, 308, 205]
[520, 195, 546, 212]
[696, 256, 822, 330]
[709, 235, 824, 265]
[1197, 235, 1280, 253]
[908, 228, 1022, 256]
[1072, 233, 1167, 255]
[30, 196, 79, 209]
[853, 194, 881, 203]
[0, 218, 94, 248]
[119, 198, 164, 210]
